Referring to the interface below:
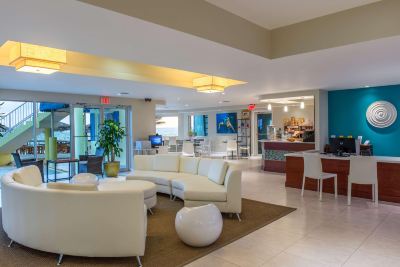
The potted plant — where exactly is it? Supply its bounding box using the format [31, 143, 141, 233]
[97, 119, 126, 177]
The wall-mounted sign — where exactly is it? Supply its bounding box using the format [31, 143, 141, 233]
[247, 104, 256, 111]
[366, 101, 397, 128]
[100, 96, 110, 105]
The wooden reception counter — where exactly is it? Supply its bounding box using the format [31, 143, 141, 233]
[286, 152, 400, 203]
[261, 140, 315, 173]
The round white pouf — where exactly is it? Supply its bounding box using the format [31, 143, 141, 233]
[175, 204, 223, 247]
[71, 173, 98, 185]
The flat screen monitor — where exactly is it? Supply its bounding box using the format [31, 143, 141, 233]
[329, 138, 356, 154]
[149, 135, 162, 147]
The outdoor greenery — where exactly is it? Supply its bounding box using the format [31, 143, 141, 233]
[97, 119, 126, 162]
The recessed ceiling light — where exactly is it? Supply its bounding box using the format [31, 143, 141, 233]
[117, 92, 129, 96]
[218, 101, 223, 104]
[221, 92, 225, 95]
[184, 104, 189, 107]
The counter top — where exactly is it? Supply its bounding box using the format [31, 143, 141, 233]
[259, 139, 315, 144]
[286, 151, 400, 164]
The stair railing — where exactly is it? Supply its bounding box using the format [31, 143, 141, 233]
[0, 102, 34, 137]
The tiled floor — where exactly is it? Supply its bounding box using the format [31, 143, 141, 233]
[187, 158, 400, 267]
[1, 158, 400, 266]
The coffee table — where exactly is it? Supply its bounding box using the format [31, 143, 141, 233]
[99, 177, 157, 214]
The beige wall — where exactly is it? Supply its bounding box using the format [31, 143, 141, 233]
[80, 0, 400, 59]
[79, 0, 271, 58]
[270, 0, 400, 58]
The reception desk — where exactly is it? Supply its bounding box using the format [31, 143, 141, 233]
[261, 140, 315, 173]
[286, 152, 400, 203]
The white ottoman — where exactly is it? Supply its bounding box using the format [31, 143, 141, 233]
[99, 179, 157, 214]
[175, 204, 223, 247]
[71, 173, 98, 185]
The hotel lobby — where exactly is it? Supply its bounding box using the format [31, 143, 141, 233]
[1, 0, 400, 266]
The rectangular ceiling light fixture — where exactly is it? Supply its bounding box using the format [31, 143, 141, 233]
[9, 42, 66, 74]
[193, 76, 229, 93]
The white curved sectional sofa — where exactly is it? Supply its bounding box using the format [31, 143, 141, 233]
[127, 155, 242, 219]
[1, 166, 146, 266]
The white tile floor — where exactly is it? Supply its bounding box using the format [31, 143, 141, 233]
[1, 158, 400, 266]
[187, 159, 400, 267]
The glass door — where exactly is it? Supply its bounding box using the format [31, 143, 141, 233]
[257, 113, 272, 154]
[73, 106, 101, 159]
[104, 107, 128, 170]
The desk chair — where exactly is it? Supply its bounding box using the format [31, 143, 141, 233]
[348, 156, 378, 206]
[302, 153, 337, 201]
[182, 142, 195, 157]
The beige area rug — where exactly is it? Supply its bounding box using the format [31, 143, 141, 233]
[0, 195, 295, 267]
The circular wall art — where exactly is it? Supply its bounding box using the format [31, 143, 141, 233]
[366, 101, 397, 128]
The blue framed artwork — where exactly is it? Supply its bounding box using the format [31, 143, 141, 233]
[216, 113, 237, 134]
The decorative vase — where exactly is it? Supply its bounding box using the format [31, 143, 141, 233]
[104, 161, 120, 177]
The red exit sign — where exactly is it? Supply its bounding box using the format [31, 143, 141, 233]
[100, 96, 110, 104]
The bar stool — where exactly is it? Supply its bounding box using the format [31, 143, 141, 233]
[347, 156, 378, 206]
[302, 153, 338, 201]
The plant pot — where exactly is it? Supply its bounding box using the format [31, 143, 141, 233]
[104, 161, 120, 177]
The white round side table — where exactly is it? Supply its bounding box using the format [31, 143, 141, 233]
[175, 204, 223, 247]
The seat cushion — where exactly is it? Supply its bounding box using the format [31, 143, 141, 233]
[47, 182, 98, 191]
[153, 154, 180, 172]
[207, 160, 228, 185]
[172, 175, 227, 202]
[127, 170, 179, 186]
[179, 157, 200, 174]
[198, 158, 213, 176]
[134, 155, 154, 171]
[12, 165, 42, 186]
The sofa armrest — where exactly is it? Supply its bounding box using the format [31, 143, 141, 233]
[224, 167, 242, 213]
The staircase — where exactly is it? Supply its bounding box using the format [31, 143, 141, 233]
[0, 102, 67, 153]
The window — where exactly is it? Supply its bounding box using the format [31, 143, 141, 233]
[189, 115, 208, 136]
[156, 116, 178, 137]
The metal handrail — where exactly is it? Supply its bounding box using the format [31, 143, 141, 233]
[0, 102, 34, 137]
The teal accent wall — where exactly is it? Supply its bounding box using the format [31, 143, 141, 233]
[329, 85, 400, 156]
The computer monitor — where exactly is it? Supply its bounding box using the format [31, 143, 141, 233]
[329, 137, 356, 154]
[149, 135, 162, 147]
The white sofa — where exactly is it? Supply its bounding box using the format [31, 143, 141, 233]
[127, 155, 242, 220]
[1, 166, 147, 266]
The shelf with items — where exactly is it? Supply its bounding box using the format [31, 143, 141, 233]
[237, 118, 251, 158]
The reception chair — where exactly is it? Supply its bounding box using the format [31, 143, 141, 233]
[302, 153, 337, 201]
[347, 156, 378, 206]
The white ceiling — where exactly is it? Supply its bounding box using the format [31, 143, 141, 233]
[205, 0, 380, 29]
[1, 0, 400, 112]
